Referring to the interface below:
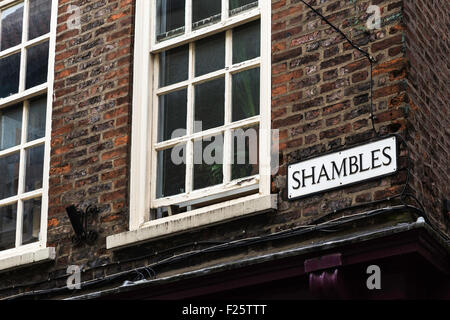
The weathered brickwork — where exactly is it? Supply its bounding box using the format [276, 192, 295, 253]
[271, 0, 410, 229]
[48, 0, 134, 268]
[0, 0, 135, 297]
[404, 0, 449, 233]
[0, 0, 447, 299]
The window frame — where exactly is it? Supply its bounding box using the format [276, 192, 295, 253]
[0, 0, 57, 260]
[130, 0, 271, 230]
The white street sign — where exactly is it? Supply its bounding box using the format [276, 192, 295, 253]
[287, 137, 397, 200]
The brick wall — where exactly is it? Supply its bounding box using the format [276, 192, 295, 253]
[0, 0, 136, 297]
[271, 0, 410, 228]
[0, 0, 447, 298]
[48, 0, 134, 267]
[404, 0, 449, 233]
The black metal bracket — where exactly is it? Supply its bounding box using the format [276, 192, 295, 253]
[65, 205, 99, 246]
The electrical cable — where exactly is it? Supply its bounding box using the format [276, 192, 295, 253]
[297, 1, 435, 234]
[4, 204, 425, 300]
[2, 1, 443, 299]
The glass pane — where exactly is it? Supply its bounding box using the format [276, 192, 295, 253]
[158, 89, 187, 142]
[27, 96, 47, 142]
[194, 78, 225, 132]
[28, 0, 52, 40]
[0, 152, 20, 200]
[232, 68, 260, 122]
[0, 2, 24, 51]
[0, 203, 17, 251]
[195, 32, 225, 77]
[25, 144, 44, 192]
[156, 0, 185, 41]
[194, 135, 223, 190]
[230, 0, 258, 15]
[232, 20, 260, 64]
[192, 0, 221, 30]
[22, 197, 41, 245]
[0, 104, 22, 151]
[232, 126, 259, 180]
[159, 45, 188, 87]
[157, 146, 186, 198]
[0, 52, 21, 98]
[26, 41, 49, 89]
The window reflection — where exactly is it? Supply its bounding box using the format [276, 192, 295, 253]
[158, 89, 187, 142]
[192, 0, 221, 30]
[195, 32, 225, 77]
[157, 146, 186, 198]
[0, 53, 21, 99]
[233, 20, 260, 64]
[0, 2, 24, 51]
[194, 78, 225, 132]
[28, 0, 51, 40]
[25, 144, 45, 193]
[0, 152, 20, 200]
[26, 41, 49, 89]
[229, 0, 259, 16]
[27, 96, 47, 142]
[22, 197, 41, 245]
[193, 134, 224, 190]
[156, 0, 185, 41]
[159, 45, 189, 87]
[0, 104, 22, 151]
[0, 204, 17, 251]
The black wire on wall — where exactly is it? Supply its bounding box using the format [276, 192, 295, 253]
[2, 0, 443, 299]
[297, 0, 431, 223]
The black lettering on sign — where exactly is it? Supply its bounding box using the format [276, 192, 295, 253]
[349, 156, 359, 175]
[302, 166, 316, 187]
[360, 153, 370, 172]
[371, 149, 381, 169]
[292, 171, 301, 189]
[317, 164, 331, 184]
[382, 146, 392, 166]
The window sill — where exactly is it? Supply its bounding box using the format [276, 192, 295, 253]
[0, 247, 56, 273]
[107, 194, 277, 250]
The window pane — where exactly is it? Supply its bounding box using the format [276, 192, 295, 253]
[26, 41, 49, 89]
[230, 0, 258, 15]
[0, 52, 21, 98]
[157, 146, 186, 198]
[194, 78, 225, 132]
[156, 0, 185, 41]
[232, 68, 260, 122]
[232, 20, 260, 64]
[0, 2, 24, 51]
[192, 0, 221, 30]
[195, 32, 225, 77]
[158, 89, 187, 142]
[27, 96, 47, 142]
[0, 152, 20, 200]
[28, 0, 52, 40]
[22, 197, 41, 245]
[159, 45, 188, 87]
[0, 104, 22, 151]
[232, 126, 259, 180]
[25, 144, 44, 192]
[193, 135, 223, 190]
[0, 203, 17, 251]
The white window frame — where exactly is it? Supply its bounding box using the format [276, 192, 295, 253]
[0, 0, 57, 263]
[128, 0, 272, 231]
